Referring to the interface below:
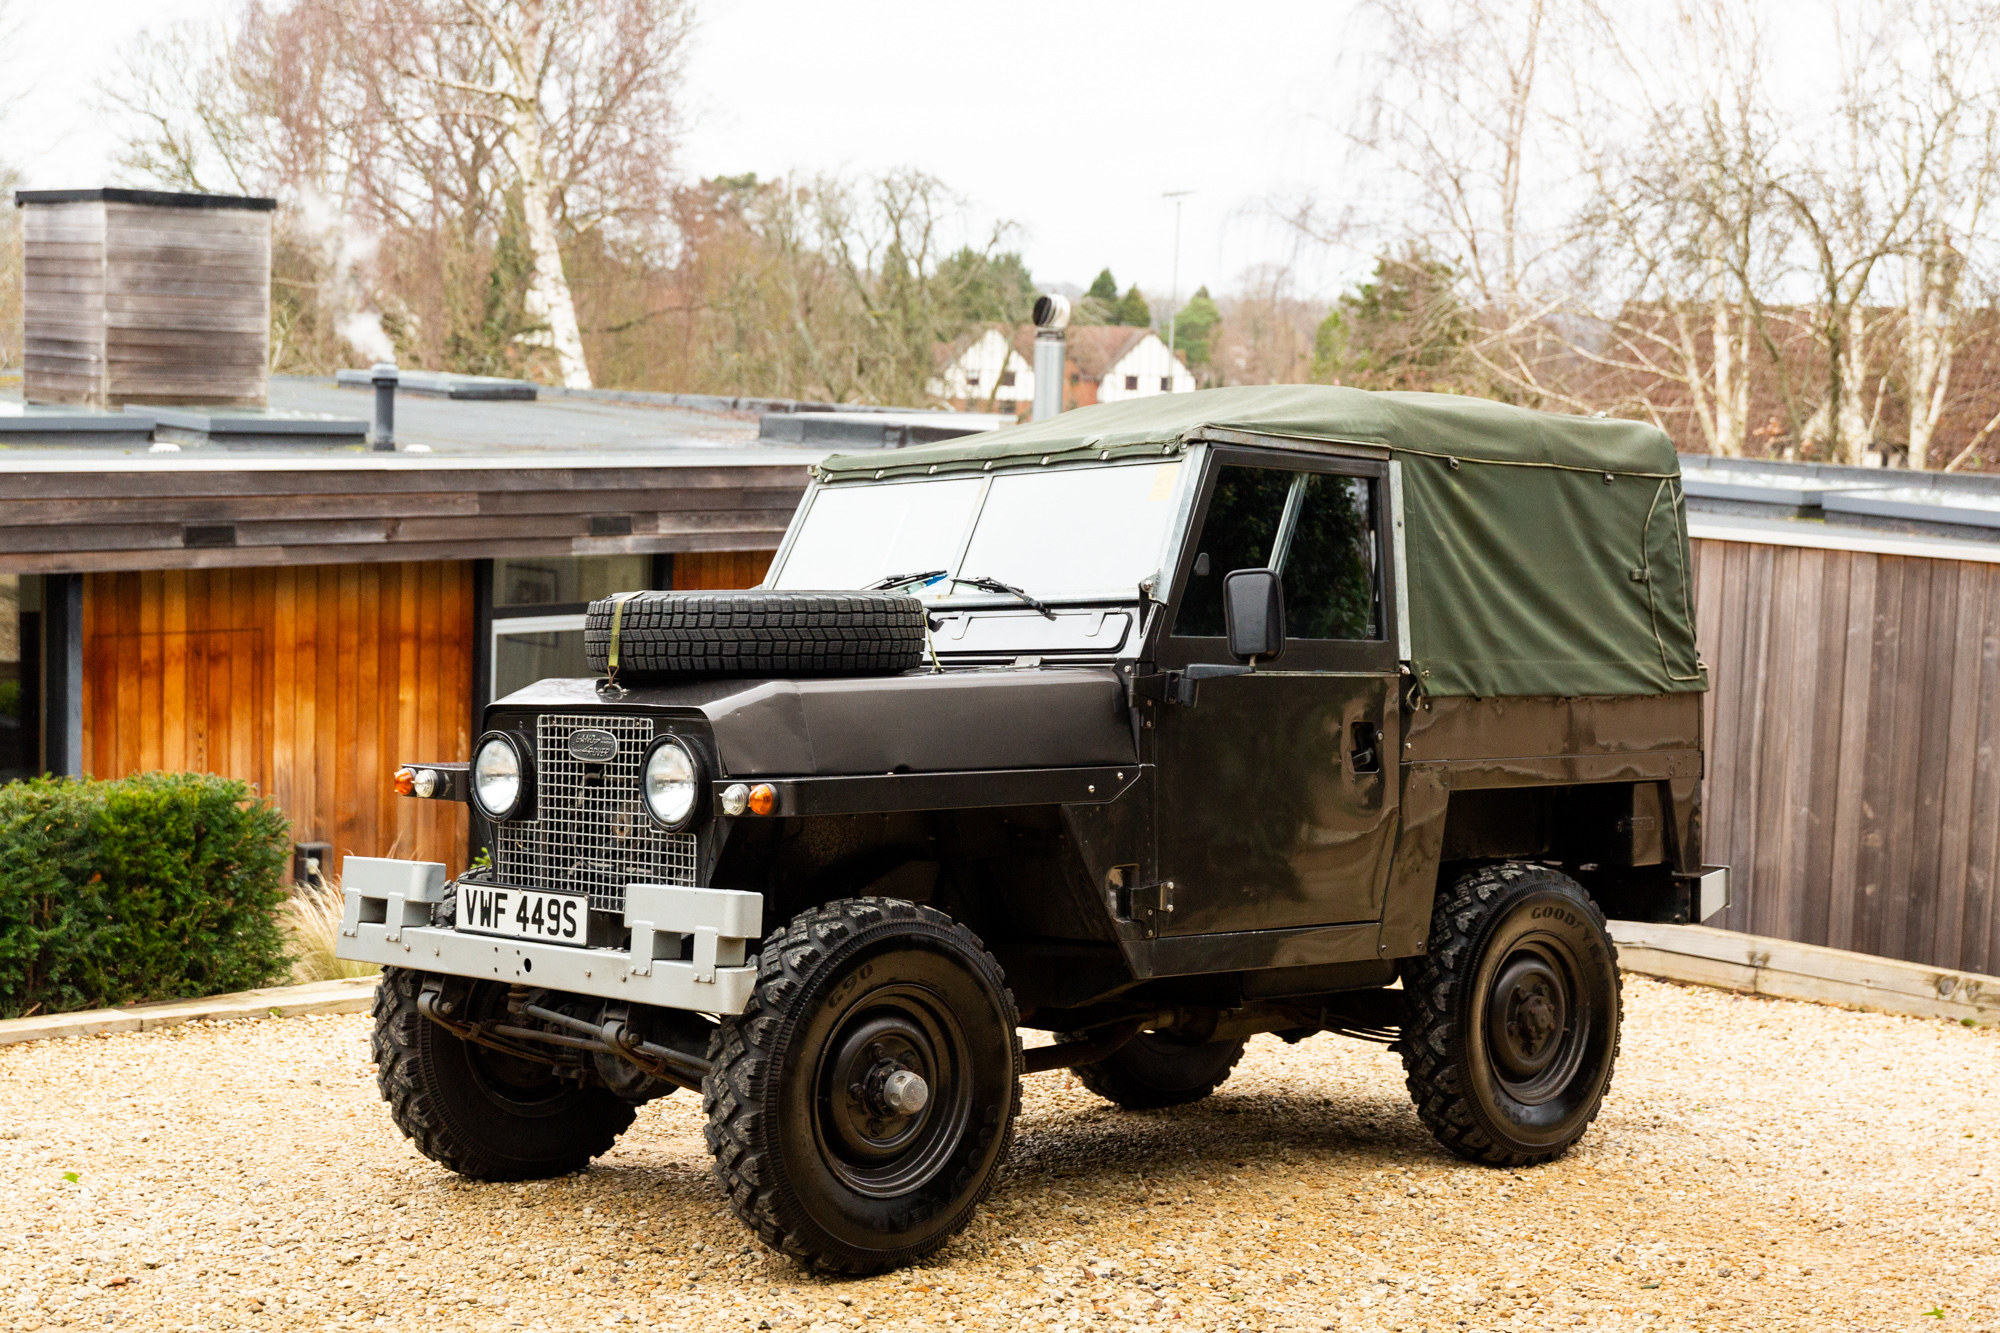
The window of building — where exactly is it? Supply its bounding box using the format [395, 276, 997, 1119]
[0, 575, 43, 783]
[490, 555, 664, 700]
[966, 371, 981, 388]
[1125, 375, 1139, 391]
[1160, 376, 1173, 391]
[999, 370, 1017, 388]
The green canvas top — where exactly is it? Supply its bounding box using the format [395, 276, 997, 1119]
[815, 385, 1682, 480]
[818, 387, 1707, 699]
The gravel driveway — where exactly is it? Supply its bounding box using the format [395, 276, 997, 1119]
[2, 975, 1994, 1333]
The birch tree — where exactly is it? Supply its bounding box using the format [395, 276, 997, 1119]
[352, 0, 689, 388]
[1883, 4, 2000, 468]
[1558, 0, 1783, 455]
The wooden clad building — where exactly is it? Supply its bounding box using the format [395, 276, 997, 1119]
[1693, 528, 2000, 977]
[18, 189, 274, 409]
[0, 452, 806, 879]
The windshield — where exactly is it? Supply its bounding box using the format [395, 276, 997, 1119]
[771, 461, 1184, 599]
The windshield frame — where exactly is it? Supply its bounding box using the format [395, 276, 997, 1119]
[764, 455, 1201, 608]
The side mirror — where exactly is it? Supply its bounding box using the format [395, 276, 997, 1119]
[1223, 568, 1285, 665]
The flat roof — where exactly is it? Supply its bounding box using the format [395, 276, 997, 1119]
[14, 188, 277, 211]
[1679, 453, 2000, 550]
[0, 375, 845, 573]
[0, 374, 840, 466]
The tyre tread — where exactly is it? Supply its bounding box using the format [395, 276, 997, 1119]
[371, 965, 633, 1182]
[584, 591, 926, 679]
[1398, 862, 1622, 1168]
[702, 896, 1020, 1275]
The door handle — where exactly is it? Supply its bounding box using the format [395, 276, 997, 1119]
[1349, 720, 1383, 774]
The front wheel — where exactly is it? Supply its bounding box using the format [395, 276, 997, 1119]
[704, 898, 1021, 1274]
[1400, 863, 1622, 1167]
[371, 967, 635, 1180]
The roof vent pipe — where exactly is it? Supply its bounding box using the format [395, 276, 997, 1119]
[370, 362, 398, 451]
[1030, 294, 1069, 422]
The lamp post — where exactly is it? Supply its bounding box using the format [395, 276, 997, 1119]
[1162, 191, 1192, 384]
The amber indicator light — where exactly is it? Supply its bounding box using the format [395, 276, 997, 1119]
[748, 783, 777, 816]
[393, 766, 416, 796]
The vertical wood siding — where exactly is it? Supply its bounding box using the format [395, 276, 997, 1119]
[1695, 537, 2000, 975]
[80, 563, 473, 876]
[674, 550, 774, 589]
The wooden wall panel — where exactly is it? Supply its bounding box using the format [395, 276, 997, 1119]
[80, 561, 473, 877]
[673, 550, 775, 589]
[1695, 538, 2000, 975]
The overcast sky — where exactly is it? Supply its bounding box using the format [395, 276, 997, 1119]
[4, 0, 1364, 300]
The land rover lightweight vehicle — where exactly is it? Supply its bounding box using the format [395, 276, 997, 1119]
[337, 384, 1726, 1274]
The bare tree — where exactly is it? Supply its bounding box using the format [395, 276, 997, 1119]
[105, 0, 688, 386]
[345, 0, 688, 388]
[1550, 0, 1786, 455]
[1214, 264, 1322, 386]
[1879, 3, 2000, 468]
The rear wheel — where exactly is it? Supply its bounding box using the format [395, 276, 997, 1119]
[371, 967, 634, 1181]
[1400, 863, 1622, 1167]
[704, 898, 1020, 1274]
[1066, 1031, 1247, 1109]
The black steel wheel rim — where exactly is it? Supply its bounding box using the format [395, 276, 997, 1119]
[458, 983, 582, 1116]
[810, 983, 973, 1199]
[1481, 936, 1588, 1105]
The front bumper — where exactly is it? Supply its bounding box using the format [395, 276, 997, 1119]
[333, 856, 763, 1014]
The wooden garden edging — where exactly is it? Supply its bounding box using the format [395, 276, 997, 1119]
[1610, 920, 1999, 1025]
[0, 975, 379, 1047]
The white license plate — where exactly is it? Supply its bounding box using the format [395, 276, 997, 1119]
[456, 884, 587, 944]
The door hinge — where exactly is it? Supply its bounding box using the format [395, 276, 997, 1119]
[1131, 664, 1253, 707]
[1107, 867, 1175, 938]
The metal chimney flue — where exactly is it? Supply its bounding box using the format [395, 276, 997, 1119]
[370, 362, 399, 451]
[1030, 293, 1070, 422]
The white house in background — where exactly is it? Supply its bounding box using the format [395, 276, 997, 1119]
[929, 326, 1035, 411]
[930, 322, 1196, 412]
[1063, 326, 1198, 406]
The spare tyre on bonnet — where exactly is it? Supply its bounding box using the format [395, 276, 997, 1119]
[337, 384, 1727, 1275]
[583, 590, 926, 679]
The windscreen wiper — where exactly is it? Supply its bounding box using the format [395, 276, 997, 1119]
[951, 574, 1057, 619]
[866, 568, 946, 591]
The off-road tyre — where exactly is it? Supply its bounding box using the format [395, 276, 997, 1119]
[1400, 862, 1622, 1168]
[371, 966, 635, 1181]
[584, 591, 926, 680]
[1063, 1031, 1247, 1109]
[703, 898, 1021, 1275]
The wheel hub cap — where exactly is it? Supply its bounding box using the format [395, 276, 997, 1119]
[1488, 952, 1571, 1085]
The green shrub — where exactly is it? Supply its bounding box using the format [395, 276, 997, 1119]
[0, 772, 293, 1018]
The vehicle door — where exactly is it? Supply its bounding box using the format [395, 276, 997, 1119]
[1151, 449, 1403, 936]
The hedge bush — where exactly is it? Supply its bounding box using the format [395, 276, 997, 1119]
[0, 772, 293, 1018]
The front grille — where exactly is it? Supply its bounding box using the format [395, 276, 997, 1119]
[492, 713, 698, 912]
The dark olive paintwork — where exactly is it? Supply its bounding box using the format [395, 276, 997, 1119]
[1151, 671, 1400, 935]
[461, 429, 1707, 1017]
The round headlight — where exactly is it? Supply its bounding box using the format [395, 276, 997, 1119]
[642, 736, 702, 829]
[472, 733, 525, 819]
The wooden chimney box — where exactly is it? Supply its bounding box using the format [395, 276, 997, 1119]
[16, 188, 275, 409]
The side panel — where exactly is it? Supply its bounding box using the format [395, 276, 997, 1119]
[1378, 763, 1451, 958]
[1154, 671, 1400, 934]
[701, 670, 1136, 777]
[1403, 693, 1703, 873]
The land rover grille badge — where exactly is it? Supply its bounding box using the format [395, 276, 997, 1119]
[567, 727, 619, 762]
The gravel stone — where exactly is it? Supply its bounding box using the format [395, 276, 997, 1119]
[0, 976, 1995, 1331]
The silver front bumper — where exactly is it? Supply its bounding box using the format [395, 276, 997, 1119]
[333, 856, 763, 1014]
